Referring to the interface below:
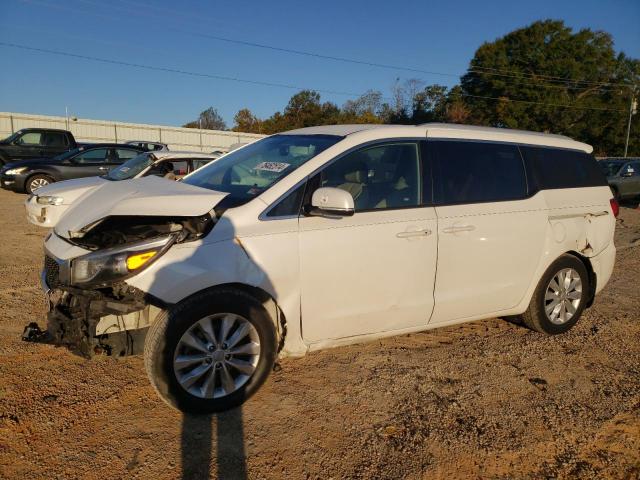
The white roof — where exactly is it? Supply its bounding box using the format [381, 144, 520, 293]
[150, 151, 220, 160]
[283, 123, 592, 153]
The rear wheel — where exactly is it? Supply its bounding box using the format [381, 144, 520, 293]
[26, 174, 54, 194]
[519, 254, 589, 335]
[144, 288, 277, 413]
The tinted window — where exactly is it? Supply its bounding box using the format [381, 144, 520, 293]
[320, 142, 421, 211]
[43, 132, 66, 147]
[74, 148, 109, 164]
[521, 146, 607, 189]
[599, 161, 624, 177]
[431, 141, 527, 204]
[266, 182, 306, 217]
[18, 132, 42, 145]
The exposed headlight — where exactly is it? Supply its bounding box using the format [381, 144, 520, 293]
[4, 167, 28, 175]
[36, 195, 63, 205]
[71, 235, 175, 286]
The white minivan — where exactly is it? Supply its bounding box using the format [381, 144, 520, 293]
[37, 124, 617, 413]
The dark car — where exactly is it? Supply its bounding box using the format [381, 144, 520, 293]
[598, 157, 640, 201]
[0, 143, 144, 194]
[0, 128, 78, 166]
[125, 140, 168, 152]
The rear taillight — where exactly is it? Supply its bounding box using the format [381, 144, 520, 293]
[610, 198, 619, 218]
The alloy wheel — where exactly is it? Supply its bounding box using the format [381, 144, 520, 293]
[173, 313, 261, 399]
[544, 268, 582, 324]
[29, 177, 50, 191]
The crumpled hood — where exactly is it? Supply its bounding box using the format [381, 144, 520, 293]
[33, 176, 107, 204]
[54, 175, 229, 239]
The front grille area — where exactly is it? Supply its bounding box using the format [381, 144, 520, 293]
[44, 255, 60, 288]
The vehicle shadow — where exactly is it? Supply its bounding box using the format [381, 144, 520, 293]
[181, 409, 247, 480]
[154, 215, 274, 480]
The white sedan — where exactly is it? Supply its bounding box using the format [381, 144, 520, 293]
[25, 151, 219, 228]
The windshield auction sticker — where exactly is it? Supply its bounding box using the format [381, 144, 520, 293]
[254, 162, 290, 173]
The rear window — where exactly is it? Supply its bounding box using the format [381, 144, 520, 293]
[521, 146, 607, 190]
[431, 141, 528, 205]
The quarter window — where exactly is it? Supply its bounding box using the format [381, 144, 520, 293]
[520, 146, 606, 189]
[431, 141, 527, 205]
[43, 132, 67, 147]
[319, 142, 422, 211]
[266, 182, 306, 217]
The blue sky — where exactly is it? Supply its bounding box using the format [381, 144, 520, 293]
[1, 0, 638, 127]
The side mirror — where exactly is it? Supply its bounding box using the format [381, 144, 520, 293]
[308, 187, 355, 217]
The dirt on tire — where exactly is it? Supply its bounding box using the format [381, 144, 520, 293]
[0, 188, 638, 479]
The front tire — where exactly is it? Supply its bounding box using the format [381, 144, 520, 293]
[519, 254, 589, 335]
[144, 288, 278, 413]
[26, 174, 54, 194]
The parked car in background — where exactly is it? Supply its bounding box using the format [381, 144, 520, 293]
[0, 128, 78, 166]
[598, 157, 640, 201]
[38, 124, 616, 413]
[0, 143, 144, 194]
[25, 151, 220, 227]
[125, 140, 169, 152]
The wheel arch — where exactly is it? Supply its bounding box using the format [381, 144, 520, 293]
[174, 282, 287, 353]
[566, 250, 597, 308]
[25, 171, 56, 189]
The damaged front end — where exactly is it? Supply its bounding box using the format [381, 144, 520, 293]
[31, 212, 217, 358]
[42, 282, 157, 357]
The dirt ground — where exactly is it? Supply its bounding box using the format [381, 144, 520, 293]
[0, 188, 638, 480]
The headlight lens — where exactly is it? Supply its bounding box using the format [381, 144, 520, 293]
[71, 236, 174, 286]
[5, 167, 28, 175]
[36, 195, 63, 205]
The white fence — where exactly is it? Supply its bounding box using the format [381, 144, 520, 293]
[0, 112, 265, 152]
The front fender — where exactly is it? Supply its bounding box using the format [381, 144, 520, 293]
[124, 239, 272, 305]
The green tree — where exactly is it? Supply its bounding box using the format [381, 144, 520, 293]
[183, 107, 227, 130]
[341, 90, 384, 123]
[232, 108, 262, 133]
[460, 19, 639, 155]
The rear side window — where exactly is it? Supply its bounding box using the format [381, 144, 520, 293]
[431, 141, 527, 205]
[75, 148, 109, 164]
[114, 148, 140, 162]
[43, 132, 67, 147]
[520, 146, 607, 190]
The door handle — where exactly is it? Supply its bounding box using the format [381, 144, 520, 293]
[442, 225, 476, 234]
[396, 229, 432, 238]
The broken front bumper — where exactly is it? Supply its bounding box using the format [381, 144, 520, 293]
[38, 260, 159, 357]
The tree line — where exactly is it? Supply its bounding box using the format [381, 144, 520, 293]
[183, 20, 639, 156]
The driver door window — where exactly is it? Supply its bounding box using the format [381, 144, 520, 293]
[319, 143, 421, 211]
[17, 132, 43, 145]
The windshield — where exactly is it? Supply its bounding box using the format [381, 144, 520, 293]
[106, 153, 154, 180]
[182, 134, 342, 205]
[1, 132, 20, 143]
[599, 161, 623, 177]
